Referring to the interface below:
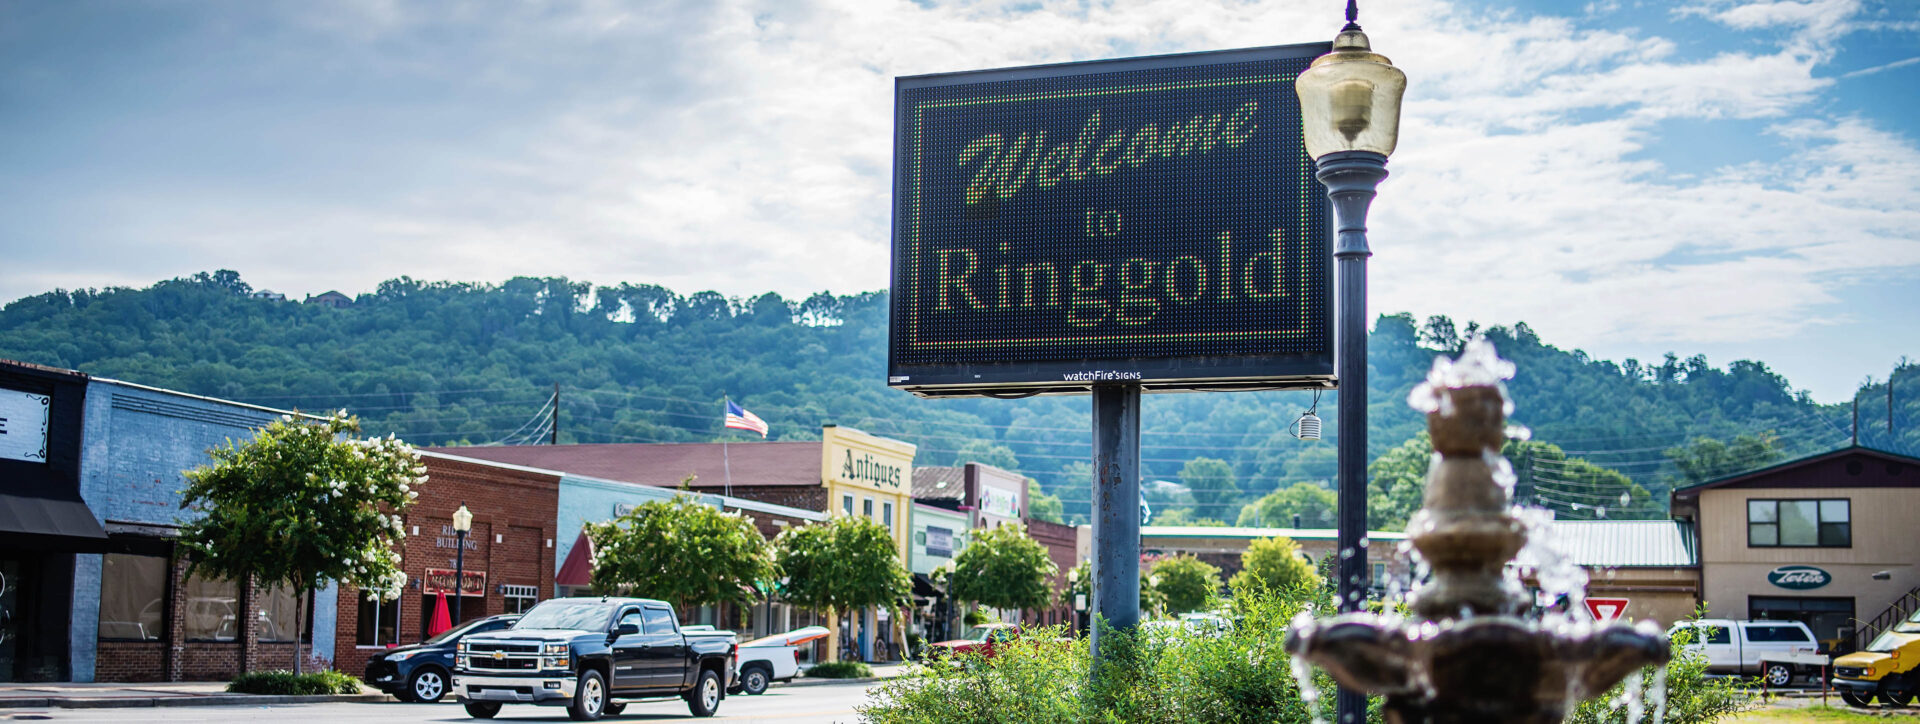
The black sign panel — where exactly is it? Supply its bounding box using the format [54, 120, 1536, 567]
[888, 44, 1333, 397]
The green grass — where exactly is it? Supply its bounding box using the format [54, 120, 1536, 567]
[1731, 703, 1912, 722]
[225, 670, 362, 695]
[806, 661, 875, 679]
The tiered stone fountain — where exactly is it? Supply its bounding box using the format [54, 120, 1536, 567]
[1285, 341, 1670, 723]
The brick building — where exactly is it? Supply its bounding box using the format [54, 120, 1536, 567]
[1026, 519, 1079, 630]
[436, 425, 917, 662]
[63, 375, 337, 682]
[331, 451, 559, 677]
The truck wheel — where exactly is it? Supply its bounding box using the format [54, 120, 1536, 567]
[1763, 663, 1793, 688]
[569, 669, 608, 721]
[742, 665, 771, 695]
[464, 702, 502, 718]
[685, 668, 723, 717]
[1880, 678, 1915, 707]
[1841, 689, 1876, 707]
[408, 666, 449, 703]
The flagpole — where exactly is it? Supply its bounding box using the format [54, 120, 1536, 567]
[723, 396, 734, 498]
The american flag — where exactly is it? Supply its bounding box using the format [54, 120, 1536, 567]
[724, 400, 768, 438]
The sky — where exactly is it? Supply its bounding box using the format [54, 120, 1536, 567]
[1, 0, 1916, 403]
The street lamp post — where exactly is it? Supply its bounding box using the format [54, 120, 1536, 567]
[452, 503, 474, 626]
[1295, 2, 1404, 722]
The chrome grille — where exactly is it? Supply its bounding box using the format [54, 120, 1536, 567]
[464, 640, 544, 671]
[1835, 666, 1864, 678]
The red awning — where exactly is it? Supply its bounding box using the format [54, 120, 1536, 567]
[556, 530, 595, 587]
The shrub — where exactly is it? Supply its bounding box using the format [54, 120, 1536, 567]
[226, 669, 362, 695]
[862, 589, 1342, 724]
[1150, 555, 1223, 615]
[808, 660, 874, 679]
[863, 595, 1754, 724]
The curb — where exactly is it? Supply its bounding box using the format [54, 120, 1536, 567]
[0, 693, 390, 709]
[783, 675, 889, 688]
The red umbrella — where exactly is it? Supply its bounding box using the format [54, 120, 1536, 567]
[428, 591, 453, 637]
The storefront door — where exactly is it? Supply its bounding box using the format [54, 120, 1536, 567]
[0, 558, 18, 681]
[1750, 596, 1854, 654]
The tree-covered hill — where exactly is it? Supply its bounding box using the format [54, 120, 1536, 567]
[5, 271, 1911, 526]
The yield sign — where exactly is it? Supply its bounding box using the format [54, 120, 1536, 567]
[1584, 597, 1630, 622]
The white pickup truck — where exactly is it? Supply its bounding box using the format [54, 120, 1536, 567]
[1669, 619, 1827, 686]
[684, 626, 829, 695]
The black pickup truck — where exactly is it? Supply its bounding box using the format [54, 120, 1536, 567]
[451, 596, 736, 720]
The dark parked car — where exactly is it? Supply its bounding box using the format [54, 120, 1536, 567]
[365, 614, 520, 703]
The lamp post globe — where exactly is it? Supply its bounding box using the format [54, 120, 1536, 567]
[452, 503, 473, 625]
[1295, 2, 1404, 722]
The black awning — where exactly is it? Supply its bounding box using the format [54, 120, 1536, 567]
[912, 572, 944, 599]
[0, 493, 109, 552]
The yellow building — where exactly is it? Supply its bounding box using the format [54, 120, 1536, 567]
[818, 424, 916, 660]
[820, 424, 916, 555]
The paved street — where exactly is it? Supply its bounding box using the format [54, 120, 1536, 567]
[0, 683, 883, 724]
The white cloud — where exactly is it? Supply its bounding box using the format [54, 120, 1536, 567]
[1, 0, 1917, 386]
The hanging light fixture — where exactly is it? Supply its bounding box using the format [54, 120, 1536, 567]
[1293, 390, 1324, 440]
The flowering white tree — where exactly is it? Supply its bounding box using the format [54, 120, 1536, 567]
[179, 412, 421, 674]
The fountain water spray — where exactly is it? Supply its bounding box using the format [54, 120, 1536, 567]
[1285, 339, 1669, 723]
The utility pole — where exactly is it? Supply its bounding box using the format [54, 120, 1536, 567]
[551, 383, 560, 445]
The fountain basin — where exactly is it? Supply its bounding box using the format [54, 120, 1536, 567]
[1286, 613, 1670, 724]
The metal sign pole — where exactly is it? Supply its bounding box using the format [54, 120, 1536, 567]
[1089, 384, 1142, 672]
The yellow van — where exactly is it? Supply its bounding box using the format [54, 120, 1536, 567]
[1833, 607, 1920, 707]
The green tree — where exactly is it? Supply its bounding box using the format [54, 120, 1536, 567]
[1665, 432, 1783, 488]
[178, 413, 420, 674]
[1067, 560, 1165, 620]
[1367, 434, 1432, 530]
[1150, 555, 1222, 615]
[1228, 536, 1321, 595]
[1026, 478, 1064, 524]
[1236, 482, 1336, 528]
[1366, 432, 1662, 527]
[774, 516, 911, 661]
[949, 524, 1057, 614]
[1179, 457, 1240, 521]
[1152, 509, 1227, 527]
[954, 440, 1020, 472]
[585, 492, 773, 612]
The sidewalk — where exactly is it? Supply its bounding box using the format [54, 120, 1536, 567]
[783, 662, 912, 688]
[0, 681, 389, 709]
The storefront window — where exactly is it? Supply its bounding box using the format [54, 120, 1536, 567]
[841, 494, 854, 516]
[98, 554, 167, 641]
[882, 502, 895, 533]
[357, 593, 399, 647]
[258, 584, 307, 642]
[1748, 498, 1849, 547]
[183, 573, 240, 642]
[502, 585, 538, 614]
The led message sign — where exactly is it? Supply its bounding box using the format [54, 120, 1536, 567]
[888, 44, 1333, 397]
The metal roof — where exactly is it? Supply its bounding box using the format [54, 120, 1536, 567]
[1544, 520, 1696, 567]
